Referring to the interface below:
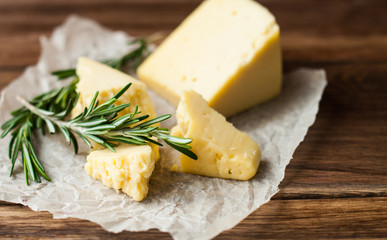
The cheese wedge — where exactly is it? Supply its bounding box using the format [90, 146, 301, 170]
[138, 0, 282, 117]
[85, 144, 159, 201]
[72, 57, 157, 120]
[171, 90, 260, 180]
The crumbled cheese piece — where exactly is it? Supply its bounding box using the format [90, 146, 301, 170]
[85, 144, 159, 201]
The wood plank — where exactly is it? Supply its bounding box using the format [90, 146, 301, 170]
[277, 62, 387, 199]
[1, 198, 386, 239]
[0, 71, 23, 89]
[1, 0, 386, 36]
[217, 197, 387, 239]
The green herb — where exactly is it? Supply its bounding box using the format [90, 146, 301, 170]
[1, 37, 196, 185]
[18, 82, 197, 157]
[1, 77, 79, 185]
[51, 38, 149, 80]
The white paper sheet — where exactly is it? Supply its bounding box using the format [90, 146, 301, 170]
[0, 16, 327, 239]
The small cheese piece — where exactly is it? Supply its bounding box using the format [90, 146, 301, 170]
[171, 90, 260, 180]
[138, 0, 282, 117]
[72, 57, 157, 120]
[85, 144, 159, 201]
[170, 164, 179, 172]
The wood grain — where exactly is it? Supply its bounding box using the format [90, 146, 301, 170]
[1, 198, 386, 239]
[0, 0, 386, 239]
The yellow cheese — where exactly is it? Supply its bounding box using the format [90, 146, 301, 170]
[171, 90, 260, 180]
[170, 164, 179, 172]
[85, 144, 159, 201]
[74, 57, 161, 200]
[137, 0, 282, 117]
[72, 57, 157, 120]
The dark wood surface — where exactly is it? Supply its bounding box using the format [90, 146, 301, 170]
[1, 0, 386, 239]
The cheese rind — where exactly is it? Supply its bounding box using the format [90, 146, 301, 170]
[171, 90, 260, 180]
[72, 57, 157, 120]
[138, 0, 282, 116]
[85, 144, 159, 201]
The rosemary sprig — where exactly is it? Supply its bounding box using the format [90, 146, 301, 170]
[51, 38, 149, 80]
[17, 83, 197, 159]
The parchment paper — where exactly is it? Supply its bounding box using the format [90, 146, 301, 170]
[0, 16, 327, 239]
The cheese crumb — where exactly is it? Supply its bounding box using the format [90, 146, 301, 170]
[170, 164, 179, 172]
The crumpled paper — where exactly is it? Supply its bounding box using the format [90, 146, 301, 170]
[0, 15, 327, 239]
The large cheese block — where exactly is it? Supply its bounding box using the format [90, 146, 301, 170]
[171, 90, 260, 180]
[72, 57, 157, 120]
[137, 0, 282, 117]
[85, 144, 159, 201]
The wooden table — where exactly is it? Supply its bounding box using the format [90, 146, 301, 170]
[1, 0, 386, 239]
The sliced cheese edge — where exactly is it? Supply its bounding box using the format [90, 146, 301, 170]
[171, 90, 261, 180]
